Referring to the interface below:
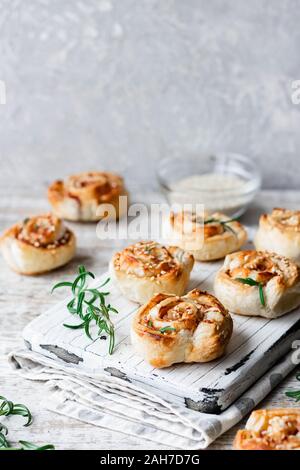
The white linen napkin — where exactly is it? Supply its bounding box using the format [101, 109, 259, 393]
[9, 348, 295, 449]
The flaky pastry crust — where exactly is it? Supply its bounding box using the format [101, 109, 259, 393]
[109, 241, 194, 304]
[166, 212, 247, 261]
[48, 171, 128, 221]
[214, 250, 300, 318]
[234, 409, 300, 450]
[131, 289, 233, 368]
[255, 208, 300, 264]
[0, 214, 76, 275]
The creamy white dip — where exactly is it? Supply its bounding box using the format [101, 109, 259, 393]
[173, 173, 244, 192]
[168, 173, 250, 214]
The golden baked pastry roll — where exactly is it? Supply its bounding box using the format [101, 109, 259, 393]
[109, 241, 194, 304]
[234, 409, 300, 450]
[167, 211, 247, 261]
[255, 208, 300, 264]
[131, 289, 233, 368]
[48, 171, 128, 221]
[0, 214, 76, 275]
[214, 250, 300, 318]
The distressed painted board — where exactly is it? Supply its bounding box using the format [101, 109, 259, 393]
[23, 259, 300, 414]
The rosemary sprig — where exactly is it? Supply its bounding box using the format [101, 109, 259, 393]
[160, 326, 176, 334]
[235, 277, 266, 307]
[285, 372, 300, 401]
[204, 217, 237, 236]
[0, 396, 54, 451]
[52, 265, 118, 355]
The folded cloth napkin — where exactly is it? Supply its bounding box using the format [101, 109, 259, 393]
[9, 348, 295, 449]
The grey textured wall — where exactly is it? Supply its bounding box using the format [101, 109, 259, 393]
[0, 0, 299, 192]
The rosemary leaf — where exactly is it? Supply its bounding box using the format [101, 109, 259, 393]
[0, 432, 9, 449]
[63, 321, 85, 329]
[0, 424, 8, 435]
[51, 281, 73, 293]
[160, 326, 176, 334]
[259, 284, 266, 307]
[18, 441, 55, 451]
[109, 306, 119, 314]
[77, 291, 85, 317]
[235, 277, 260, 287]
[84, 318, 92, 340]
[235, 277, 266, 307]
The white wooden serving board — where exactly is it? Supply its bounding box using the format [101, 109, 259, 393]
[22, 260, 300, 414]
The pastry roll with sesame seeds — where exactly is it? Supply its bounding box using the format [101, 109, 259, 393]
[109, 241, 194, 304]
[131, 289, 233, 368]
[166, 211, 247, 261]
[234, 409, 300, 450]
[214, 250, 300, 319]
[0, 214, 76, 275]
[254, 208, 300, 264]
[48, 171, 128, 222]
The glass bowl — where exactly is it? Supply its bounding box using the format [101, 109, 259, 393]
[157, 152, 261, 218]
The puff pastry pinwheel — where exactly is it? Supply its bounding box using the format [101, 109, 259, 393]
[214, 250, 300, 319]
[131, 289, 233, 368]
[109, 241, 194, 304]
[48, 171, 128, 221]
[254, 208, 300, 264]
[0, 214, 76, 275]
[167, 211, 247, 261]
[234, 409, 300, 450]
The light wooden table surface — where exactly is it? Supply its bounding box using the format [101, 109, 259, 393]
[0, 188, 300, 450]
